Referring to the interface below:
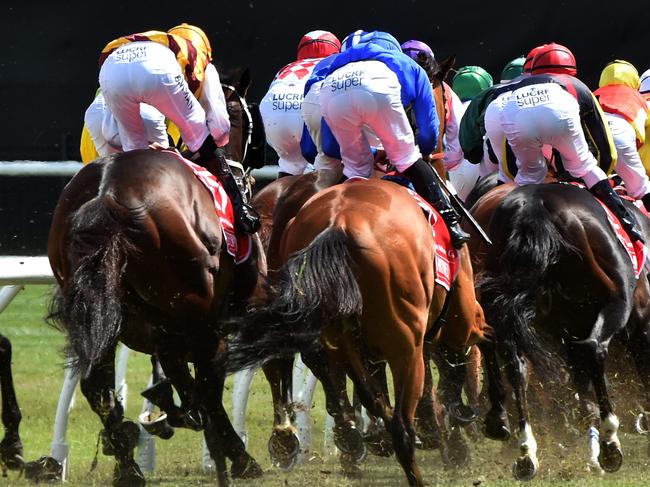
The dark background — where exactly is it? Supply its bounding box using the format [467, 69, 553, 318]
[1, 1, 647, 254]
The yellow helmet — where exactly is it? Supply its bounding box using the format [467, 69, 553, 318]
[599, 60, 640, 90]
[168, 23, 212, 61]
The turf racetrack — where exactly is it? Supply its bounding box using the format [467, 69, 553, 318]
[2, 286, 650, 486]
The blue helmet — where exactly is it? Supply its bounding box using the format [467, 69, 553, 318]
[341, 30, 401, 52]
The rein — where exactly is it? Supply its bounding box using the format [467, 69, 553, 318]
[221, 83, 253, 162]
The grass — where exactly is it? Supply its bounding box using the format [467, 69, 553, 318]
[2, 285, 650, 485]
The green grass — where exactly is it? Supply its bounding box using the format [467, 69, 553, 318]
[2, 286, 650, 485]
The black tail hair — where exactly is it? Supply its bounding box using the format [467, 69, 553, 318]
[47, 196, 134, 376]
[226, 227, 362, 373]
[478, 194, 576, 376]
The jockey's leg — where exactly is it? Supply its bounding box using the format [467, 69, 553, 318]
[401, 158, 470, 248]
[194, 136, 261, 234]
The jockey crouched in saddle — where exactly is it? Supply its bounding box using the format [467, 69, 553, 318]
[483, 43, 644, 242]
[97, 23, 260, 234]
[259, 30, 341, 178]
[594, 61, 650, 209]
[317, 30, 471, 248]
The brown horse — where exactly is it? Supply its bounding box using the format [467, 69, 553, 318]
[229, 178, 488, 486]
[467, 181, 650, 480]
[46, 73, 264, 487]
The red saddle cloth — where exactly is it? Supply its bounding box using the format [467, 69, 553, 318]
[345, 177, 460, 291]
[570, 182, 646, 278]
[166, 150, 252, 264]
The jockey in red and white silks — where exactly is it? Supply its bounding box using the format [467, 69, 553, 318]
[259, 31, 341, 176]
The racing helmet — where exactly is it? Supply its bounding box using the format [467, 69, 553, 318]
[530, 43, 577, 76]
[523, 44, 549, 73]
[598, 60, 640, 89]
[168, 23, 212, 61]
[452, 66, 493, 101]
[640, 68, 650, 94]
[500, 56, 525, 83]
[297, 30, 341, 60]
[400, 40, 434, 61]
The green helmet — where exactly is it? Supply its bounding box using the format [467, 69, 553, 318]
[452, 66, 493, 102]
[500, 56, 525, 83]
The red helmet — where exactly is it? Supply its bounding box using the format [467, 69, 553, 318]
[530, 43, 577, 76]
[523, 44, 549, 73]
[297, 30, 341, 60]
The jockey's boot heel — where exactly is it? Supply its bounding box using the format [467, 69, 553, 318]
[590, 179, 644, 243]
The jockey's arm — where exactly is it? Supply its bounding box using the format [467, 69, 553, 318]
[199, 63, 231, 147]
[443, 89, 465, 170]
[411, 66, 439, 156]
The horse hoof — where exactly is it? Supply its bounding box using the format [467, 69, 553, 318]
[334, 423, 366, 462]
[139, 412, 175, 440]
[24, 456, 62, 482]
[598, 441, 623, 473]
[635, 413, 649, 435]
[0, 439, 24, 471]
[415, 418, 442, 450]
[363, 429, 394, 457]
[268, 429, 300, 470]
[447, 402, 479, 427]
[231, 455, 264, 479]
[484, 412, 511, 442]
[443, 429, 471, 468]
[512, 455, 538, 481]
[113, 461, 145, 487]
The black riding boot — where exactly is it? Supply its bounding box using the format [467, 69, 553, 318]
[590, 179, 644, 243]
[195, 137, 260, 234]
[403, 158, 470, 248]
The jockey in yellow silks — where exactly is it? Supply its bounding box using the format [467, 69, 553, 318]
[594, 60, 650, 210]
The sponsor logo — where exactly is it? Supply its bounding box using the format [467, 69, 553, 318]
[515, 86, 550, 108]
[175, 75, 193, 110]
[330, 70, 364, 92]
[271, 92, 303, 111]
[114, 45, 148, 63]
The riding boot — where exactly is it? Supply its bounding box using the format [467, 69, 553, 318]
[590, 179, 644, 243]
[194, 137, 261, 234]
[403, 158, 471, 248]
[642, 193, 650, 213]
[277, 171, 293, 179]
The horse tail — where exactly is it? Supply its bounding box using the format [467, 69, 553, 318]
[226, 226, 362, 373]
[478, 193, 575, 375]
[48, 195, 135, 377]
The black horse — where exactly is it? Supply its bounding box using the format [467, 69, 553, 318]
[0, 331, 22, 475]
[473, 182, 650, 480]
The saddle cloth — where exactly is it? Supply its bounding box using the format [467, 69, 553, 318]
[166, 150, 252, 264]
[569, 182, 646, 278]
[346, 176, 460, 291]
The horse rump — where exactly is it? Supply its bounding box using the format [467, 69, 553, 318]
[227, 226, 363, 373]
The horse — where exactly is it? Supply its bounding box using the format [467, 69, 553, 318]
[229, 177, 489, 486]
[0, 332, 22, 475]
[46, 69, 265, 487]
[468, 182, 650, 480]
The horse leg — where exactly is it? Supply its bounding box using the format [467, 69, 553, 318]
[627, 317, 650, 458]
[414, 344, 443, 450]
[480, 340, 511, 441]
[194, 345, 262, 486]
[79, 351, 144, 487]
[302, 346, 366, 474]
[262, 357, 300, 469]
[500, 343, 538, 481]
[463, 345, 484, 441]
[361, 359, 395, 457]
[0, 334, 23, 473]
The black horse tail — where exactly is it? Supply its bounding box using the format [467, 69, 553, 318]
[478, 193, 575, 376]
[48, 195, 135, 377]
[226, 226, 363, 373]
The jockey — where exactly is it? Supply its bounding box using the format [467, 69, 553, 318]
[98, 23, 259, 234]
[318, 30, 470, 248]
[594, 61, 650, 210]
[452, 66, 493, 103]
[259, 30, 341, 178]
[82, 89, 167, 161]
[484, 43, 643, 241]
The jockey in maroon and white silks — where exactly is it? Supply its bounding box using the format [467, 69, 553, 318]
[259, 31, 340, 176]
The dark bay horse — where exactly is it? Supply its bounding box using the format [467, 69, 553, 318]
[0, 331, 22, 474]
[468, 182, 650, 480]
[229, 178, 489, 486]
[46, 74, 264, 487]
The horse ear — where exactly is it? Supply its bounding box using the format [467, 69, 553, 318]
[437, 55, 456, 81]
[237, 68, 252, 98]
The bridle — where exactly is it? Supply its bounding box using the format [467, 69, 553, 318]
[221, 83, 253, 162]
